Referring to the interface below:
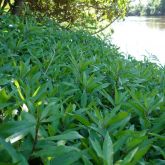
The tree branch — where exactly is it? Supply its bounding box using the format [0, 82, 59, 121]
[92, 15, 120, 35]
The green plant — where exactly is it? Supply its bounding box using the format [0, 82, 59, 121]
[0, 14, 165, 164]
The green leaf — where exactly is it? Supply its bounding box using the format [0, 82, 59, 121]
[81, 90, 87, 108]
[40, 102, 57, 121]
[99, 90, 114, 106]
[152, 112, 165, 133]
[153, 145, 165, 159]
[103, 105, 121, 125]
[113, 133, 130, 153]
[0, 88, 11, 103]
[104, 111, 130, 132]
[131, 140, 152, 164]
[94, 83, 110, 92]
[45, 131, 83, 141]
[33, 145, 79, 157]
[50, 150, 81, 165]
[0, 137, 28, 165]
[121, 147, 139, 165]
[90, 138, 103, 159]
[69, 113, 91, 126]
[21, 111, 36, 124]
[82, 156, 93, 165]
[14, 80, 25, 101]
[103, 132, 113, 165]
[126, 136, 147, 151]
[150, 159, 165, 165]
[0, 121, 34, 140]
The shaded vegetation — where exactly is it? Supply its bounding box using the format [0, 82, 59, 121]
[0, 0, 128, 32]
[0, 14, 165, 165]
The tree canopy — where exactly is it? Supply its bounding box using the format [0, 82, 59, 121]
[0, 0, 129, 31]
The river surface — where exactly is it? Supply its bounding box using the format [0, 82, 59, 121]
[107, 16, 165, 65]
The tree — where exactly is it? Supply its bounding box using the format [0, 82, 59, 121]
[146, 0, 161, 16]
[0, 0, 129, 32]
[127, 3, 144, 16]
[160, 0, 165, 14]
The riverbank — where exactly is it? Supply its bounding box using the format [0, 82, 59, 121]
[0, 14, 165, 164]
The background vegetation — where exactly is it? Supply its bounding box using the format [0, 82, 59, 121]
[0, 13, 165, 164]
[128, 0, 165, 16]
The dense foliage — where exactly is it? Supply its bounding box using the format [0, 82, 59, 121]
[0, 14, 165, 165]
[128, 0, 165, 16]
[0, 0, 128, 31]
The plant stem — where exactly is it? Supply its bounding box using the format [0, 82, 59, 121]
[31, 117, 40, 153]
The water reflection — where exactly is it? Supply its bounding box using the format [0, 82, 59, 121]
[122, 16, 165, 30]
[143, 17, 165, 30]
[108, 16, 165, 65]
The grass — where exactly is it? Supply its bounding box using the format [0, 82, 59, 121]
[0, 14, 165, 165]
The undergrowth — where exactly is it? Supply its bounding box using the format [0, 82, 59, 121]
[0, 14, 165, 165]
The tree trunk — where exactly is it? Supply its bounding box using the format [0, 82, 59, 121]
[11, 0, 24, 15]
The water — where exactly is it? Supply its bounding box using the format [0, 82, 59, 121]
[108, 16, 165, 65]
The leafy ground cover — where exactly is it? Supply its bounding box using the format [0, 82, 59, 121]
[0, 14, 165, 165]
